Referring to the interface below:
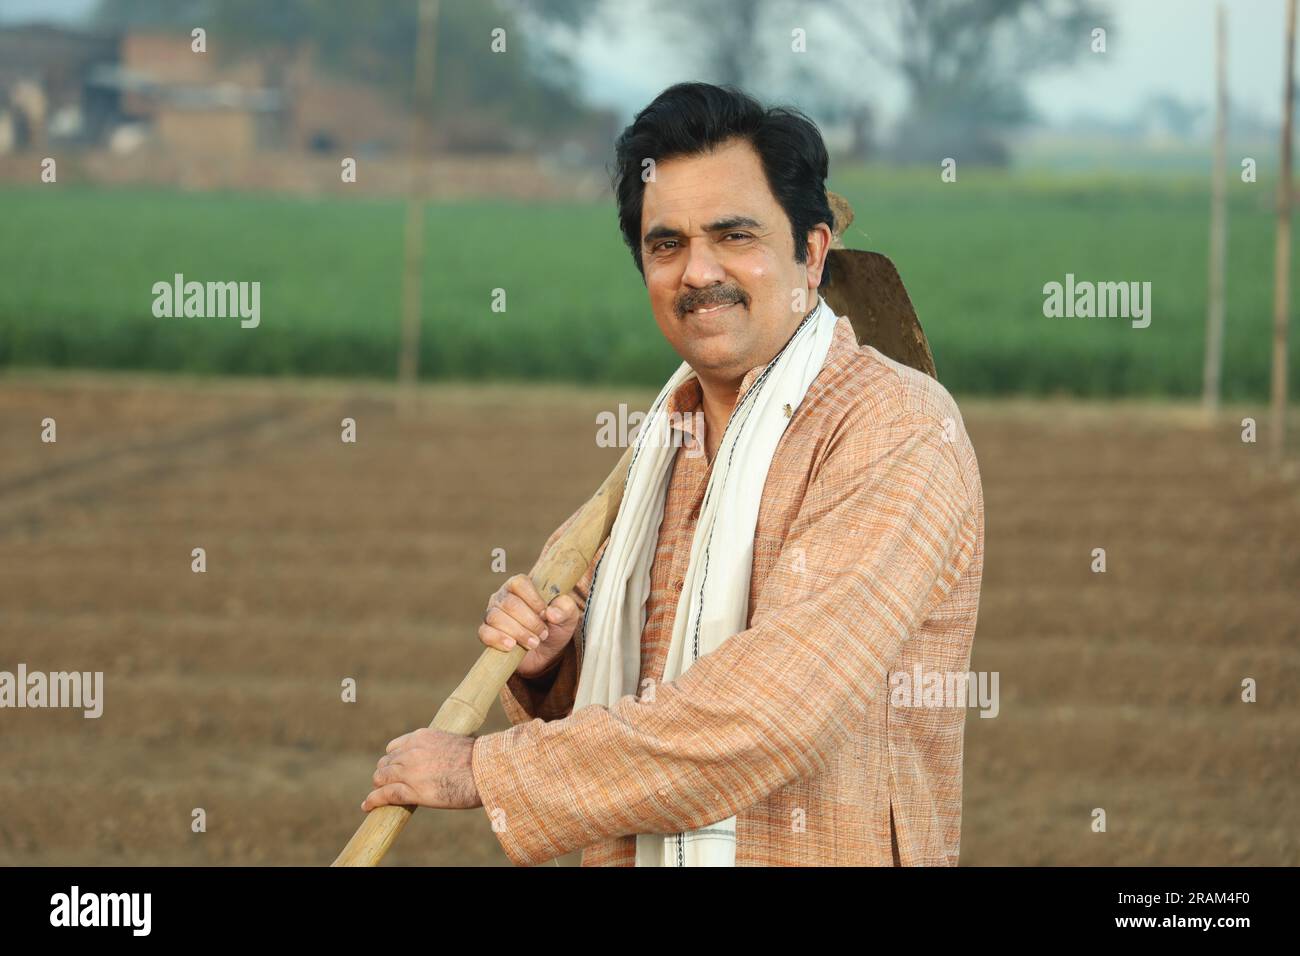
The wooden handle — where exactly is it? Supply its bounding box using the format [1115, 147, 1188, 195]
[331, 445, 634, 866]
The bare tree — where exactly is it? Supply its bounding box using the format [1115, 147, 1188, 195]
[825, 0, 1106, 163]
[651, 0, 780, 90]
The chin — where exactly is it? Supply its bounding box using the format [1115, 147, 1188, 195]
[683, 344, 747, 379]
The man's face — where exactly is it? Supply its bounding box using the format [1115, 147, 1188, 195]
[639, 138, 831, 387]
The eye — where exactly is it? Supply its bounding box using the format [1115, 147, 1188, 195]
[723, 232, 753, 241]
[652, 239, 679, 253]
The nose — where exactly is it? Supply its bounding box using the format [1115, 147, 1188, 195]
[681, 236, 727, 288]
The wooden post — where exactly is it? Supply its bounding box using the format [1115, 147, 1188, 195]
[397, 0, 440, 411]
[1271, 0, 1297, 462]
[1203, 3, 1228, 416]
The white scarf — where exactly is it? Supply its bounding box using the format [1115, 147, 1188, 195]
[573, 295, 840, 866]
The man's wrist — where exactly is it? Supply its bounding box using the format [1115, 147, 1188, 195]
[461, 734, 483, 808]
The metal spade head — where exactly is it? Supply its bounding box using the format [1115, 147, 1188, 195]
[822, 192, 938, 379]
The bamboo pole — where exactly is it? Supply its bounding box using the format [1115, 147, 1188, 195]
[1270, 0, 1297, 462]
[397, 0, 439, 413]
[331, 446, 634, 867]
[1203, 3, 1228, 416]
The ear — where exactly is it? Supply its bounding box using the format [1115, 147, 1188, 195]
[803, 222, 834, 291]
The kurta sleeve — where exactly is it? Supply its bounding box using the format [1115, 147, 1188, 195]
[472, 410, 981, 866]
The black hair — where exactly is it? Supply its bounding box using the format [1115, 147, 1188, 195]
[612, 82, 834, 289]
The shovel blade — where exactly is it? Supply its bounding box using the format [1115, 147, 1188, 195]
[822, 249, 937, 379]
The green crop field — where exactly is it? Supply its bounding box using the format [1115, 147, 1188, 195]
[0, 167, 1294, 399]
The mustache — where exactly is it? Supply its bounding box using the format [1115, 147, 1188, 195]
[676, 286, 749, 318]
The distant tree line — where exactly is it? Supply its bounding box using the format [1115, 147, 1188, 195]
[95, 0, 1109, 164]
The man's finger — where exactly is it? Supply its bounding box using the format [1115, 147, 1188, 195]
[478, 622, 517, 652]
[361, 782, 417, 812]
[506, 574, 546, 614]
[499, 592, 546, 631]
[486, 605, 542, 645]
[385, 731, 416, 753]
[547, 593, 579, 621]
[375, 751, 403, 770]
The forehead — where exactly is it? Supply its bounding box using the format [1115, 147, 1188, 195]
[640, 138, 782, 233]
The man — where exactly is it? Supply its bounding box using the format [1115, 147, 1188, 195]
[362, 82, 985, 866]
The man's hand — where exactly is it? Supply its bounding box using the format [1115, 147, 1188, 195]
[361, 728, 482, 812]
[478, 574, 583, 679]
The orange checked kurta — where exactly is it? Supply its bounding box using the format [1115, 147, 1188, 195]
[471, 314, 985, 866]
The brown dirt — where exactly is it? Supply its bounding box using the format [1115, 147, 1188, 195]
[0, 373, 1296, 866]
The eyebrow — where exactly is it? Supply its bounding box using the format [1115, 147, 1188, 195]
[642, 215, 764, 248]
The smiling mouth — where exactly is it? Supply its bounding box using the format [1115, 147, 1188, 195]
[689, 301, 740, 315]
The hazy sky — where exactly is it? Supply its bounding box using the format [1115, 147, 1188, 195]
[2, 0, 1293, 125]
[570, 0, 1295, 126]
[1030, 0, 1293, 123]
